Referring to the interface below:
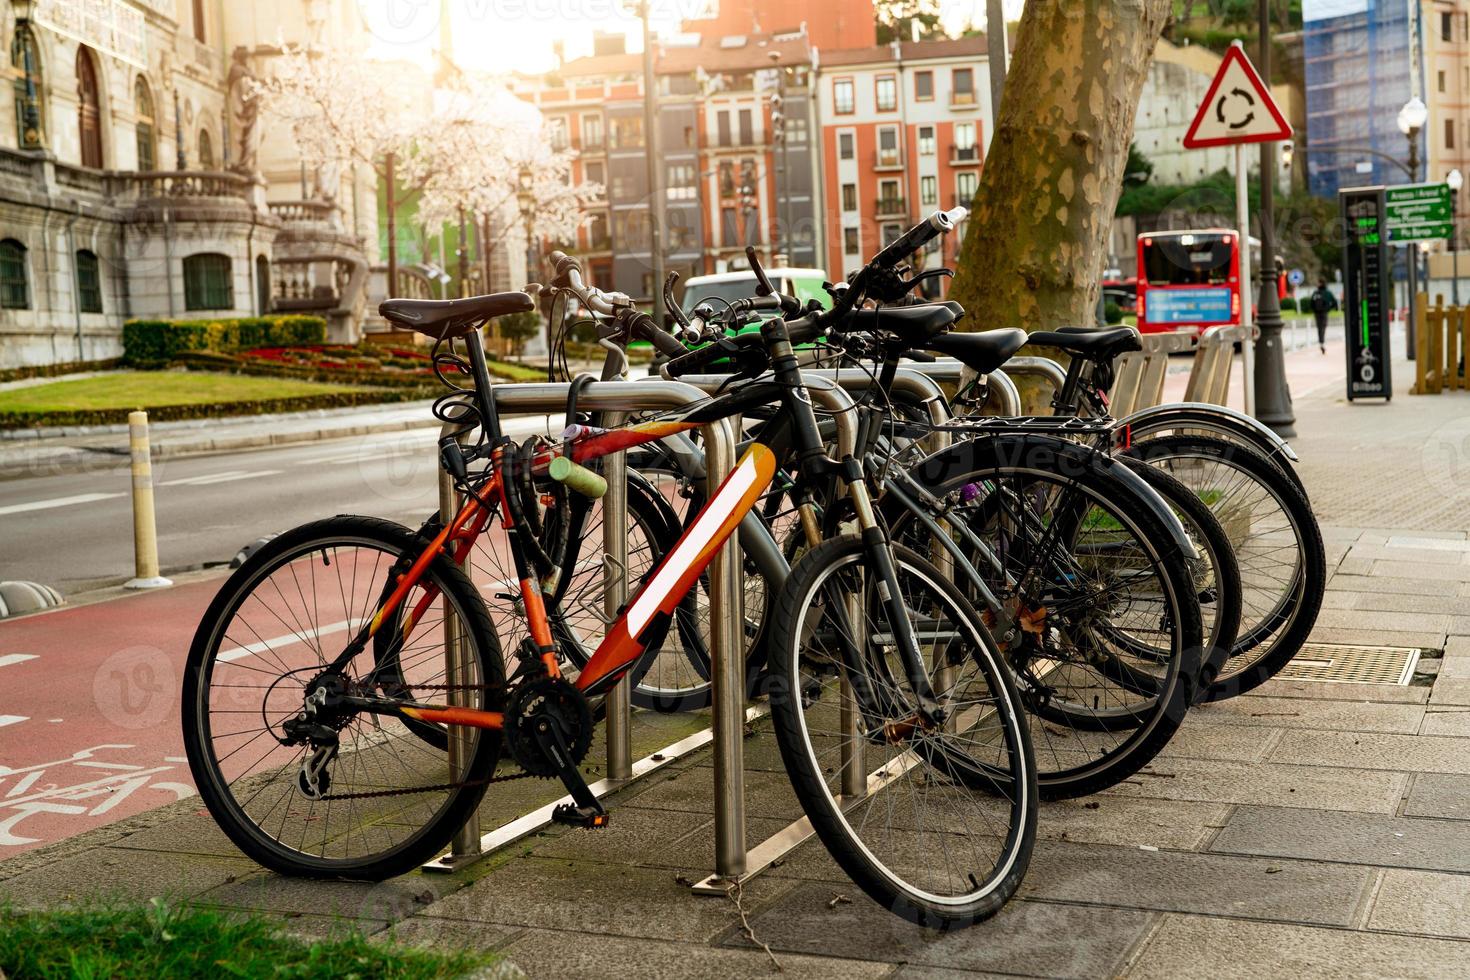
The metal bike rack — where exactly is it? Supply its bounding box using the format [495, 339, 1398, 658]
[423, 380, 748, 876]
[1002, 355, 1068, 401]
[891, 359, 1024, 417]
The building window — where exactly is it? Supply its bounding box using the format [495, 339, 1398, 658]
[255, 254, 270, 315]
[0, 239, 28, 309]
[879, 179, 901, 211]
[956, 171, 978, 205]
[134, 77, 155, 170]
[954, 122, 977, 162]
[581, 113, 602, 149]
[667, 162, 696, 201]
[716, 110, 731, 146]
[1439, 70, 1447, 94]
[1443, 10, 1455, 41]
[918, 125, 935, 155]
[721, 206, 737, 243]
[584, 160, 605, 188]
[11, 27, 44, 149]
[876, 75, 897, 112]
[833, 78, 854, 114]
[76, 47, 103, 169]
[193, 0, 207, 43]
[838, 131, 854, 160]
[920, 175, 937, 206]
[738, 108, 753, 145]
[843, 227, 860, 254]
[718, 160, 735, 196]
[952, 68, 975, 106]
[1449, 118, 1457, 150]
[76, 249, 103, 313]
[184, 253, 233, 310]
[786, 113, 808, 144]
[877, 126, 900, 167]
[882, 223, 902, 247]
[841, 183, 857, 211]
[611, 116, 643, 148]
[915, 70, 933, 101]
[547, 116, 568, 150]
[198, 128, 214, 168]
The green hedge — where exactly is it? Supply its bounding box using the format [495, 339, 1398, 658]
[123, 315, 326, 366]
[1280, 296, 1298, 312]
[0, 358, 123, 383]
[1, 387, 423, 431]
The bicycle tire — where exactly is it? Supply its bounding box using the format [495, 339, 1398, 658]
[183, 516, 504, 879]
[1126, 434, 1325, 702]
[766, 535, 1037, 929]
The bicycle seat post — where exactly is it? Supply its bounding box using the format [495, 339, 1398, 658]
[463, 324, 504, 444]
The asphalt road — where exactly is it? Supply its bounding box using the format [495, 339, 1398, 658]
[0, 417, 561, 595]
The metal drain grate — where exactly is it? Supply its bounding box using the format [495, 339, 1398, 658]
[1276, 643, 1420, 685]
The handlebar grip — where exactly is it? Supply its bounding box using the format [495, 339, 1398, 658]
[663, 340, 731, 379]
[548, 251, 581, 277]
[617, 307, 687, 358]
[871, 207, 969, 270]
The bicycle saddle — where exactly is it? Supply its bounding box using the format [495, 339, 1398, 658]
[379, 291, 535, 340]
[848, 302, 962, 346]
[923, 327, 1028, 375]
[1025, 325, 1141, 360]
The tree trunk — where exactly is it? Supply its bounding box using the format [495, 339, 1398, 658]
[949, 0, 1172, 336]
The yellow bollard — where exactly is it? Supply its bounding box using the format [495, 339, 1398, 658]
[125, 410, 172, 589]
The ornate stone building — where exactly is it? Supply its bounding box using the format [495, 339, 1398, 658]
[0, 0, 376, 369]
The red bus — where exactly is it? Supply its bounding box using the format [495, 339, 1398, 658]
[1137, 229, 1261, 336]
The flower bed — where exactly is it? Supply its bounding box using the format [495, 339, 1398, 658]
[242, 344, 435, 375]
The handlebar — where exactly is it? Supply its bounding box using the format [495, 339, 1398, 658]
[871, 206, 968, 270]
[745, 246, 802, 316]
[546, 250, 629, 317]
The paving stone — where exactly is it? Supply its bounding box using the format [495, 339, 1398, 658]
[1372, 560, 1470, 581]
[530, 804, 714, 868]
[1319, 591, 1357, 610]
[732, 883, 1155, 978]
[198, 870, 462, 927]
[1367, 868, 1470, 938]
[1329, 574, 1462, 597]
[0, 846, 257, 908]
[1332, 557, 1376, 577]
[627, 767, 806, 821]
[1037, 797, 1230, 851]
[1211, 806, 1470, 872]
[1418, 708, 1470, 736]
[1386, 535, 1470, 551]
[1151, 721, 1278, 763]
[1307, 626, 1447, 649]
[1271, 729, 1470, 775]
[111, 812, 245, 858]
[1343, 545, 1466, 566]
[372, 916, 520, 951]
[1248, 678, 1430, 704]
[1312, 609, 1452, 633]
[503, 926, 889, 979]
[1021, 842, 1370, 926]
[1193, 696, 1425, 734]
[1403, 773, 1470, 819]
[890, 968, 1015, 980]
[1125, 913, 1470, 979]
[1344, 591, 1470, 615]
[1103, 758, 1406, 814]
[419, 857, 796, 943]
[1431, 678, 1470, 706]
[1437, 657, 1470, 680]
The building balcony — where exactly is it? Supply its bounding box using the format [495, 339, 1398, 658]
[874, 151, 905, 171]
[951, 145, 980, 165]
[875, 196, 907, 217]
[950, 91, 979, 110]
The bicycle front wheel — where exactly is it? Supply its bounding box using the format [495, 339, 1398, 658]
[182, 516, 504, 879]
[767, 536, 1036, 929]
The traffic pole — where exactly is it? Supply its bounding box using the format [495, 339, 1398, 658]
[1236, 143, 1256, 418]
[125, 410, 172, 590]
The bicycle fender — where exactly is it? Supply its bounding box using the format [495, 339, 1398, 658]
[1120, 402, 1299, 464]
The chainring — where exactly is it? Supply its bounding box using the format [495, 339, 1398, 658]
[503, 675, 594, 778]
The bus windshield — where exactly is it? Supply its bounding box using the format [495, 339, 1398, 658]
[1141, 234, 1234, 286]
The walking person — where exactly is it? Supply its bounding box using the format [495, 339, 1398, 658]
[1310, 279, 1339, 353]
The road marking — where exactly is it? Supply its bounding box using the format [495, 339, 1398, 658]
[0, 716, 27, 728]
[0, 655, 38, 669]
[219, 618, 357, 662]
[159, 469, 283, 488]
[0, 492, 123, 516]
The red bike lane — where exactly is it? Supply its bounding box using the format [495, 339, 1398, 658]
[0, 575, 227, 856]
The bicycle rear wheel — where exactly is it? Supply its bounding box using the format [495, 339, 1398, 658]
[182, 516, 504, 879]
[767, 536, 1036, 929]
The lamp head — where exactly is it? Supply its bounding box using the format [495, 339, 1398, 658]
[1398, 96, 1428, 135]
[1449, 168, 1464, 193]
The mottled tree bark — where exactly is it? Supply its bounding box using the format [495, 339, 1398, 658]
[949, 0, 1173, 335]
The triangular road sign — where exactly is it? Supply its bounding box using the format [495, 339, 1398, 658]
[1183, 40, 1292, 149]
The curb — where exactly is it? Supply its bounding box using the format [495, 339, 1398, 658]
[0, 398, 438, 442]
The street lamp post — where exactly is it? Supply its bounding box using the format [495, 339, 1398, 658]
[1399, 96, 1428, 360]
[1253, 0, 1295, 436]
[1448, 168, 1463, 307]
[516, 165, 548, 381]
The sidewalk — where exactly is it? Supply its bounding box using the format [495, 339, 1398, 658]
[7, 338, 1470, 977]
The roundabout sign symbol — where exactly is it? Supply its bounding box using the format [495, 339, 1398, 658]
[1183, 41, 1292, 149]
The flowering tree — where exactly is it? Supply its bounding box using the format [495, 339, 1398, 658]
[257, 46, 600, 296]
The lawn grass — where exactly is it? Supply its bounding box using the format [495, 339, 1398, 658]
[0, 371, 361, 414]
[0, 900, 493, 980]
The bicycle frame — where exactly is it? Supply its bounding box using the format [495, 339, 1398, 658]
[325, 414, 779, 732]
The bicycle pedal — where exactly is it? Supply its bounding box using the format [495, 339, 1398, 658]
[552, 802, 609, 828]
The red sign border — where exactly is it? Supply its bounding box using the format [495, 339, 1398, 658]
[1182, 41, 1293, 149]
